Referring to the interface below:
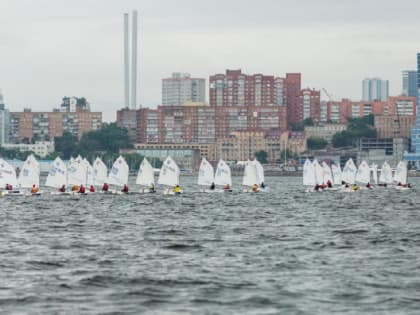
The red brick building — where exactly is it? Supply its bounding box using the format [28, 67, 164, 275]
[299, 88, 321, 123]
[285, 73, 301, 124]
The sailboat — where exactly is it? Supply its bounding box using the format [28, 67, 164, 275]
[214, 159, 232, 192]
[331, 163, 342, 186]
[67, 155, 87, 192]
[355, 160, 371, 188]
[0, 159, 22, 196]
[321, 161, 333, 188]
[370, 164, 378, 185]
[46, 157, 68, 194]
[342, 158, 357, 184]
[197, 157, 214, 192]
[83, 159, 94, 187]
[254, 159, 267, 190]
[312, 159, 324, 186]
[18, 155, 42, 195]
[378, 161, 393, 186]
[107, 155, 129, 194]
[93, 157, 108, 188]
[242, 160, 259, 192]
[136, 158, 155, 193]
[303, 159, 316, 191]
[158, 156, 181, 195]
[394, 161, 408, 189]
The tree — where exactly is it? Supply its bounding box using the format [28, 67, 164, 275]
[332, 115, 377, 148]
[307, 137, 328, 150]
[54, 131, 79, 159]
[303, 117, 314, 126]
[291, 122, 304, 131]
[255, 150, 268, 163]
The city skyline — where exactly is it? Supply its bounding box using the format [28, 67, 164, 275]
[1, 0, 419, 121]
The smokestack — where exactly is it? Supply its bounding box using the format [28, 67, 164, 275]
[131, 10, 138, 109]
[124, 13, 130, 108]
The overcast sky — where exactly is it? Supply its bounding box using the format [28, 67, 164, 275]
[1, 0, 419, 121]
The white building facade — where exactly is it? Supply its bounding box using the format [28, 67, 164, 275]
[162, 73, 206, 106]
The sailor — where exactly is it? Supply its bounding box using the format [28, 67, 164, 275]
[102, 182, 109, 192]
[314, 184, 320, 191]
[5, 184, 12, 191]
[252, 184, 259, 192]
[327, 180, 333, 188]
[72, 185, 80, 192]
[31, 184, 39, 194]
[78, 185, 86, 194]
[352, 184, 359, 191]
[397, 182, 402, 186]
[59, 184, 66, 192]
[260, 182, 266, 189]
[149, 183, 155, 193]
[122, 184, 129, 193]
[89, 185, 95, 193]
[223, 184, 231, 191]
[173, 184, 181, 194]
[209, 182, 215, 190]
[366, 182, 372, 189]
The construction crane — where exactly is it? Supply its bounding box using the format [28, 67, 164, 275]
[322, 88, 333, 101]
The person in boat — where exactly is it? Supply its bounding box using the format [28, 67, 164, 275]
[223, 184, 231, 191]
[321, 183, 327, 189]
[326, 180, 333, 188]
[58, 184, 66, 192]
[252, 183, 259, 192]
[314, 184, 320, 191]
[78, 185, 86, 194]
[366, 182, 372, 189]
[5, 183, 12, 191]
[89, 185, 95, 193]
[173, 184, 181, 194]
[397, 182, 402, 186]
[31, 184, 39, 194]
[352, 184, 359, 191]
[261, 182, 266, 189]
[149, 183, 155, 193]
[102, 182, 109, 192]
[344, 183, 349, 188]
[72, 185, 80, 192]
[209, 182, 215, 190]
[122, 184, 129, 193]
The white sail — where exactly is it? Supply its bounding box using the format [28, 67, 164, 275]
[18, 155, 40, 188]
[136, 158, 155, 187]
[356, 160, 370, 184]
[197, 158, 214, 186]
[28, 154, 40, 175]
[0, 159, 18, 188]
[68, 156, 87, 186]
[93, 157, 108, 186]
[303, 159, 316, 186]
[312, 159, 324, 185]
[107, 155, 129, 187]
[321, 162, 333, 184]
[379, 161, 393, 184]
[342, 158, 357, 184]
[254, 159, 265, 185]
[45, 157, 67, 188]
[242, 160, 259, 187]
[158, 156, 180, 187]
[370, 164, 378, 185]
[83, 159, 94, 186]
[214, 159, 232, 187]
[393, 161, 407, 185]
[331, 164, 342, 185]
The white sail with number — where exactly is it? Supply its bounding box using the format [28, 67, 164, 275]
[214, 159, 232, 187]
[379, 161, 393, 184]
[93, 157, 108, 186]
[321, 162, 333, 184]
[18, 155, 40, 188]
[0, 159, 18, 188]
[45, 157, 67, 188]
[197, 158, 214, 186]
[254, 159, 265, 185]
[107, 156, 129, 187]
[331, 164, 342, 185]
[356, 160, 370, 184]
[393, 161, 407, 185]
[136, 158, 155, 187]
[68, 156, 87, 186]
[158, 156, 180, 187]
[312, 159, 324, 185]
[342, 158, 357, 184]
[242, 160, 258, 187]
[303, 159, 316, 186]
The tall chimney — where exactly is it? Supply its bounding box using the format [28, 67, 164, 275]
[124, 13, 130, 108]
[131, 10, 138, 109]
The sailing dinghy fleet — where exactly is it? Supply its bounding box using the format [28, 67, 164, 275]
[0, 155, 267, 197]
[303, 158, 411, 192]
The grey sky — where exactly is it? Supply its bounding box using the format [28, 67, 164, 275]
[1, 0, 419, 121]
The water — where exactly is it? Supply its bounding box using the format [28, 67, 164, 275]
[1, 177, 420, 314]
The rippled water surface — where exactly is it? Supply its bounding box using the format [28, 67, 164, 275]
[1, 176, 420, 314]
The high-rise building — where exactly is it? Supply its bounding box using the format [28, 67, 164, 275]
[0, 90, 10, 145]
[299, 89, 321, 122]
[362, 78, 389, 101]
[402, 70, 417, 98]
[162, 73, 205, 106]
[285, 73, 301, 124]
[209, 69, 285, 107]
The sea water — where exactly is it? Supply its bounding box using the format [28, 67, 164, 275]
[1, 177, 420, 314]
